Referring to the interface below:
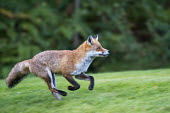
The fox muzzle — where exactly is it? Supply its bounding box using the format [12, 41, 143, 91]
[99, 50, 109, 57]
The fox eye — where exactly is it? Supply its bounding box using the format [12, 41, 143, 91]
[97, 47, 101, 50]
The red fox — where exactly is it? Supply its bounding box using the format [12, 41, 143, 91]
[6, 34, 109, 100]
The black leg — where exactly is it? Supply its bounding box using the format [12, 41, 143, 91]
[51, 72, 56, 87]
[88, 76, 94, 90]
[64, 75, 80, 91]
[75, 73, 94, 90]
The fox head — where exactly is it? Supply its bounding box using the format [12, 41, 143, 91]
[85, 34, 109, 57]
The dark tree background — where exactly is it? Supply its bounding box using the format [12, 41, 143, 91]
[0, 0, 170, 78]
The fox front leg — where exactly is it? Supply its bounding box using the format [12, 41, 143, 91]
[64, 75, 80, 91]
[75, 73, 94, 90]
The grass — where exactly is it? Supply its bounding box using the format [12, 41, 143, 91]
[0, 69, 170, 113]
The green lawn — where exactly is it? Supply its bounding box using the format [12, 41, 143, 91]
[0, 69, 170, 113]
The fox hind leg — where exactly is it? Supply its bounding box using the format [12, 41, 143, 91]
[51, 73, 62, 100]
[45, 67, 67, 100]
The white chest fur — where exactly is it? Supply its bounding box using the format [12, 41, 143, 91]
[71, 52, 95, 75]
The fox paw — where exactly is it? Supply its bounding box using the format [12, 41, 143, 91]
[68, 86, 76, 91]
[88, 85, 94, 90]
[68, 85, 80, 91]
[57, 90, 67, 96]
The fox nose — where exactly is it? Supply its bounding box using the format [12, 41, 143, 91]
[103, 50, 109, 54]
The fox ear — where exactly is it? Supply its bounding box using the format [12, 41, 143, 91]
[93, 34, 98, 41]
[87, 35, 94, 45]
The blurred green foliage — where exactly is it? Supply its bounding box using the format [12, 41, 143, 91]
[0, 0, 170, 79]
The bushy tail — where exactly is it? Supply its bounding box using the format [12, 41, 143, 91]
[6, 60, 30, 88]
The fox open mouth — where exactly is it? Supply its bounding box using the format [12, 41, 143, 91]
[99, 53, 109, 57]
